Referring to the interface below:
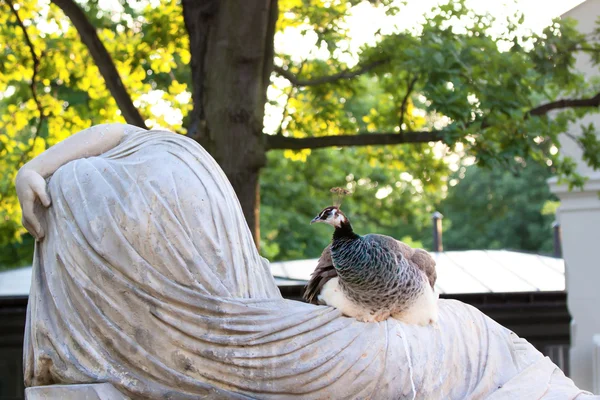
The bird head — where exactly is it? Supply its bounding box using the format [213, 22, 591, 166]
[310, 206, 348, 228]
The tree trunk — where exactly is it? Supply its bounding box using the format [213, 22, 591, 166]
[182, 0, 277, 247]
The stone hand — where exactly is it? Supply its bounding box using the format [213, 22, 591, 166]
[16, 168, 51, 240]
[13, 123, 141, 241]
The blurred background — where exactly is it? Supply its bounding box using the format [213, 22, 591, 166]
[0, 0, 595, 267]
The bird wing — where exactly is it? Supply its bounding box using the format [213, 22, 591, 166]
[364, 234, 437, 289]
[304, 244, 338, 305]
[410, 248, 437, 288]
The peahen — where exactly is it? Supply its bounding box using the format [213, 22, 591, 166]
[305, 204, 438, 326]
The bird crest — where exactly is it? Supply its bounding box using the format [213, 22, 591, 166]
[330, 187, 350, 208]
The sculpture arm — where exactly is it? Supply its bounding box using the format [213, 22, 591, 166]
[19, 123, 142, 179]
[16, 123, 145, 240]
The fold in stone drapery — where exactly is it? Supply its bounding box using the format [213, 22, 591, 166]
[24, 130, 597, 399]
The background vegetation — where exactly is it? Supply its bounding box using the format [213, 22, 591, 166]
[1, 0, 597, 269]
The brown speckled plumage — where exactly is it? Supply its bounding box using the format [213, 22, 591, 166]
[304, 244, 336, 304]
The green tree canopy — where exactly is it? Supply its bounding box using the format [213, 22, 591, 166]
[2, 0, 600, 269]
[439, 159, 559, 254]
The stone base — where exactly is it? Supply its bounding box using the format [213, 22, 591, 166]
[25, 383, 129, 400]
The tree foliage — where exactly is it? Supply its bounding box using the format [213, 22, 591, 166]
[0, 0, 191, 255]
[440, 159, 559, 254]
[270, 0, 600, 180]
[260, 73, 444, 261]
[260, 145, 438, 261]
[2, 0, 600, 267]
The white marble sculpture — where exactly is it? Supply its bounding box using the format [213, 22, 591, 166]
[15, 124, 599, 399]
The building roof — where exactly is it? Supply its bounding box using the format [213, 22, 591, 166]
[270, 250, 565, 294]
[0, 266, 308, 297]
[0, 250, 565, 297]
[0, 266, 33, 296]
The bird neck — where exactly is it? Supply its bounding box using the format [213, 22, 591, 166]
[333, 218, 359, 240]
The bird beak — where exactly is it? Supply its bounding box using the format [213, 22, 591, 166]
[310, 216, 320, 224]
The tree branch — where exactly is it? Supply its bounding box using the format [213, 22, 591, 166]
[51, 0, 146, 128]
[564, 131, 586, 151]
[6, 0, 46, 167]
[528, 92, 600, 116]
[275, 60, 305, 136]
[273, 58, 389, 87]
[399, 74, 419, 133]
[7, 0, 42, 117]
[276, 86, 295, 136]
[267, 92, 600, 150]
[265, 131, 444, 150]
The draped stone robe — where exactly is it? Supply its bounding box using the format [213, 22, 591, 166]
[24, 129, 598, 399]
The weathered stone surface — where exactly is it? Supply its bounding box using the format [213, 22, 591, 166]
[25, 383, 128, 400]
[21, 129, 600, 399]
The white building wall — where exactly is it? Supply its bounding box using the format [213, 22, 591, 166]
[550, 0, 600, 392]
